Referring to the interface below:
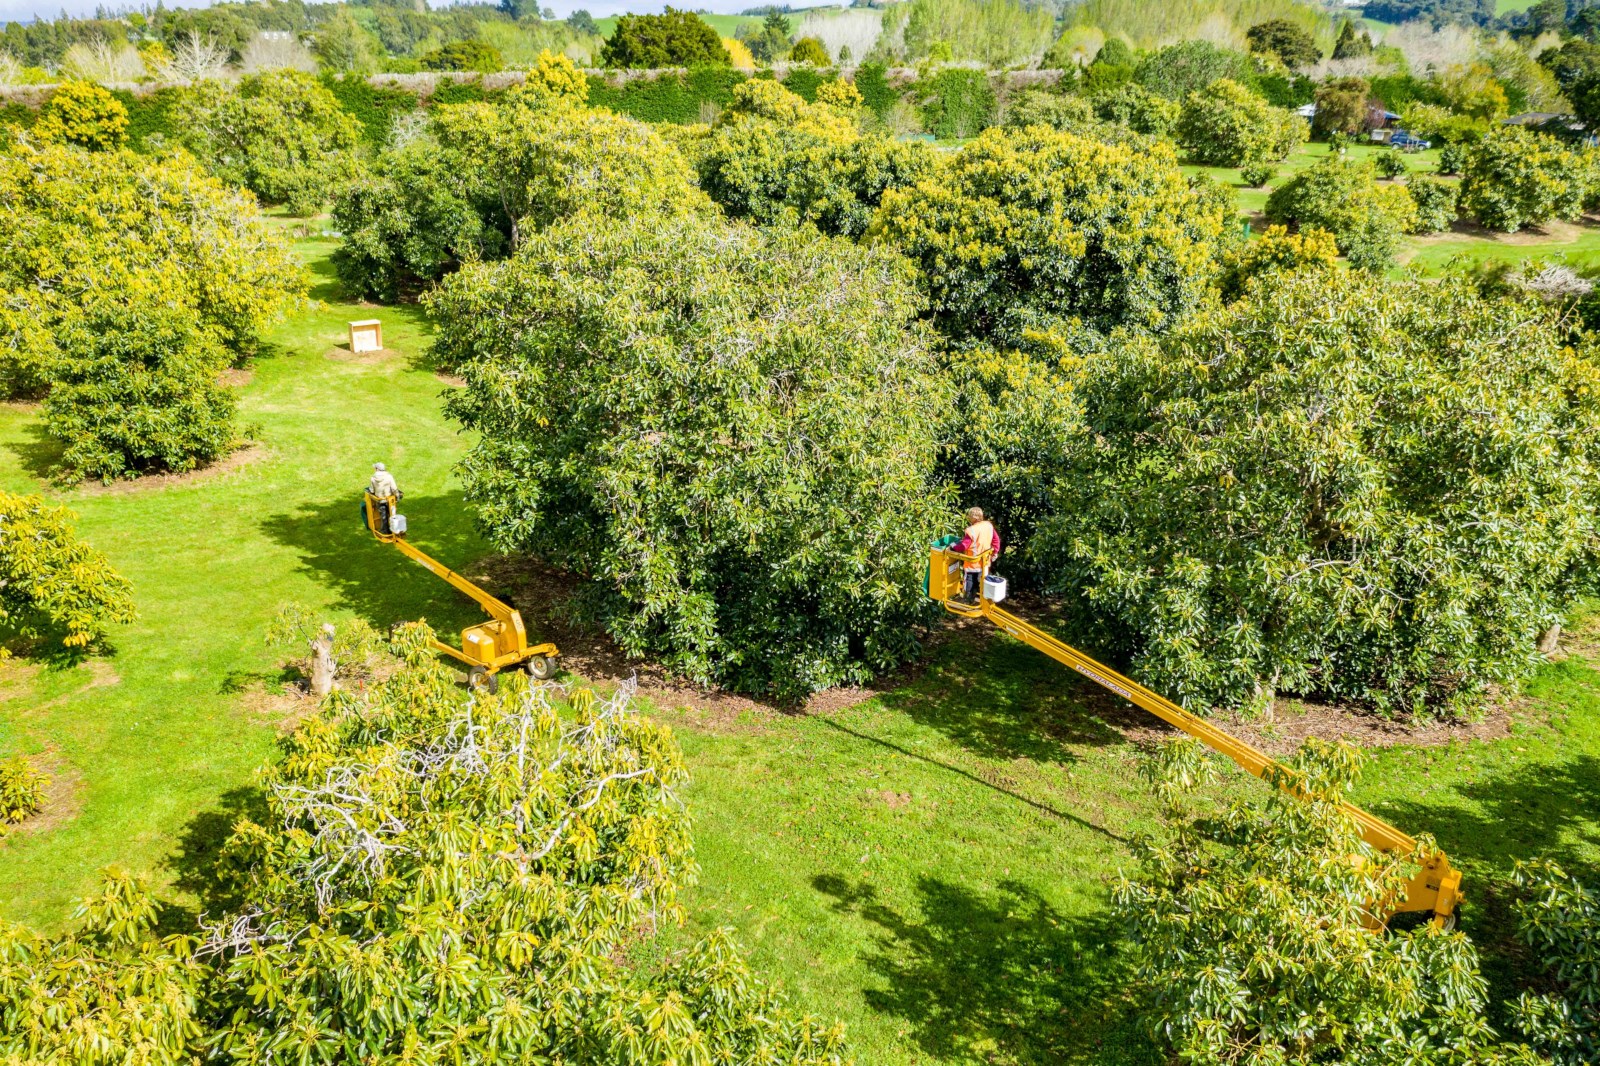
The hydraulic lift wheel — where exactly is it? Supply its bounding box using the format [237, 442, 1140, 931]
[468, 666, 499, 695]
[525, 654, 553, 680]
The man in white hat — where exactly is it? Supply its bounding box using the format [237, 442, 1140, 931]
[367, 462, 400, 534]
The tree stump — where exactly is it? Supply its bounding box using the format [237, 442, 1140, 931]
[311, 623, 337, 697]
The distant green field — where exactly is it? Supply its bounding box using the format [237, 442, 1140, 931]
[1496, 0, 1537, 13]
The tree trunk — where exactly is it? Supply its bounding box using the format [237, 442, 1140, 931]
[1539, 624, 1562, 657]
[310, 623, 337, 697]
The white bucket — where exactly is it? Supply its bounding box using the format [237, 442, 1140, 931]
[390, 513, 408, 534]
[983, 574, 1007, 603]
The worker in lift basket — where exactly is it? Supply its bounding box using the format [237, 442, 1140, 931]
[953, 507, 1001, 605]
[368, 462, 401, 534]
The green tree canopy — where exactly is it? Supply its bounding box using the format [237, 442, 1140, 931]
[599, 7, 728, 68]
[869, 124, 1228, 345]
[789, 35, 828, 64]
[0, 141, 306, 480]
[1313, 75, 1371, 136]
[175, 69, 361, 215]
[0, 491, 134, 648]
[336, 93, 702, 300]
[420, 38, 503, 73]
[0, 645, 851, 1062]
[1176, 77, 1305, 166]
[1118, 738, 1542, 1064]
[1460, 126, 1587, 233]
[1245, 18, 1320, 68]
[1135, 40, 1255, 99]
[33, 79, 127, 150]
[1265, 155, 1417, 271]
[696, 79, 939, 238]
[1034, 270, 1600, 716]
[430, 212, 953, 699]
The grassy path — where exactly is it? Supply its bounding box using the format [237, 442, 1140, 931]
[0, 238, 1595, 1063]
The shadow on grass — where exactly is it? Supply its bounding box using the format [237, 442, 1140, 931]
[1374, 748, 1600, 1024]
[8, 421, 63, 484]
[877, 629, 1134, 767]
[814, 874, 1158, 1065]
[257, 489, 487, 635]
[159, 785, 272, 929]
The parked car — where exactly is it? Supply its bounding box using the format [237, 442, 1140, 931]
[1390, 130, 1431, 151]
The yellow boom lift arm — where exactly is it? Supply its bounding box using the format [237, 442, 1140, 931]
[927, 544, 1462, 927]
[365, 491, 558, 691]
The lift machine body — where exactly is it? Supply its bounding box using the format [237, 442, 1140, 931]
[927, 542, 1462, 927]
[365, 491, 558, 686]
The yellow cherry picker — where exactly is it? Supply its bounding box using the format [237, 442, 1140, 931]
[926, 539, 1463, 928]
[363, 472, 557, 694]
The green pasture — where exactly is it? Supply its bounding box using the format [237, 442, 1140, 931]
[0, 237, 1596, 1064]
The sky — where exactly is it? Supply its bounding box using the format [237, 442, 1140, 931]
[1, 0, 840, 25]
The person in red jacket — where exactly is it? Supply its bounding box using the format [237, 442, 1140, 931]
[953, 507, 1001, 604]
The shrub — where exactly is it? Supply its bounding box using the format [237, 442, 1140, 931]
[1039, 270, 1600, 715]
[1218, 223, 1336, 300]
[1092, 82, 1180, 138]
[815, 77, 862, 109]
[1460, 126, 1587, 233]
[176, 69, 361, 214]
[419, 38, 502, 73]
[1117, 738, 1526, 1063]
[697, 81, 939, 238]
[1240, 161, 1275, 186]
[1313, 76, 1370, 137]
[600, 7, 728, 68]
[1373, 149, 1407, 178]
[43, 304, 242, 483]
[1136, 40, 1255, 99]
[0, 142, 305, 478]
[1511, 861, 1600, 1064]
[1407, 174, 1459, 233]
[790, 35, 829, 64]
[0, 654, 850, 1062]
[337, 93, 704, 302]
[920, 67, 995, 139]
[0, 756, 48, 826]
[1176, 77, 1304, 167]
[33, 79, 127, 150]
[0, 491, 134, 648]
[854, 61, 899, 116]
[1245, 18, 1320, 69]
[1265, 155, 1417, 272]
[1004, 88, 1097, 133]
[870, 124, 1229, 345]
[431, 212, 952, 699]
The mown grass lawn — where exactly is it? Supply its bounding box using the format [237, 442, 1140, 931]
[0, 237, 1596, 1064]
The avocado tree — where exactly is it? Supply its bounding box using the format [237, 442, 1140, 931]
[1176, 77, 1304, 166]
[175, 69, 361, 214]
[696, 79, 939, 238]
[0, 490, 134, 648]
[1117, 738, 1542, 1064]
[336, 85, 701, 300]
[0, 141, 306, 480]
[869, 124, 1228, 346]
[599, 7, 728, 67]
[430, 211, 952, 699]
[33, 79, 127, 150]
[1266, 155, 1417, 271]
[0, 642, 851, 1064]
[1036, 270, 1600, 716]
[1460, 126, 1587, 233]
